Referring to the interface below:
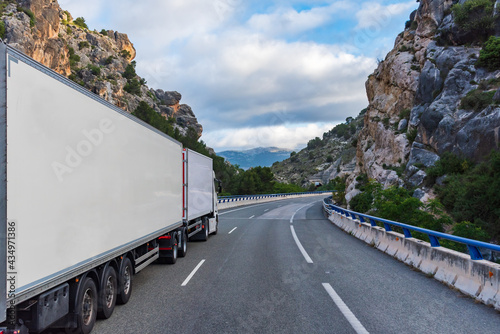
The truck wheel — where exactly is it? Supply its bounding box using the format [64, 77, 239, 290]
[178, 229, 188, 257]
[98, 266, 117, 319]
[75, 277, 97, 334]
[165, 237, 178, 264]
[117, 257, 133, 305]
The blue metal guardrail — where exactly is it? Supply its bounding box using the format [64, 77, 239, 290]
[217, 191, 332, 203]
[322, 197, 500, 261]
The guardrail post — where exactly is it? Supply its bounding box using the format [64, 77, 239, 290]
[383, 223, 392, 232]
[467, 245, 483, 260]
[359, 216, 365, 223]
[369, 219, 377, 227]
[403, 228, 412, 238]
[428, 235, 440, 247]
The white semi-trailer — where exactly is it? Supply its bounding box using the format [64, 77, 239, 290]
[0, 43, 219, 333]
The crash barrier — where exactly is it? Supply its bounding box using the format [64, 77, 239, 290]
[322, 197, 500, 310]
[217, 191, 332, 210]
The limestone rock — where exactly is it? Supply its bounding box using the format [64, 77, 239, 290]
[346, 0, 500, 204]
[2, 0, 202, 138]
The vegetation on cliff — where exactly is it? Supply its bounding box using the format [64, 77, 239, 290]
[299, 0, 500, 253]
[272, 109, 364, 187]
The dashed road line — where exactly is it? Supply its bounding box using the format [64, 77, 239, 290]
[322, 283, 369, 334]
[228, 227, 237, 234]
[181, 260, 205, 286]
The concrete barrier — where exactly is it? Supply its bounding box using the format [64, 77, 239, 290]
[218, 192, 328, 210]
[328, 211, 500, 311]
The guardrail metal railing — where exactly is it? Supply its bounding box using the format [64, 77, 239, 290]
[322, 197, 500, 261]
[218, 191, 332, 203]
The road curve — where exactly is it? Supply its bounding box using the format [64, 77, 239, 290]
[88, 196, 500, 334]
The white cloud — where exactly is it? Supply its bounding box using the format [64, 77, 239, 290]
[203, 122, 338, 151]
[247, 1, 353, 37]
[57, 0, 413, 150]
[355, 1, 416, 30]
[137, 31, 374, 131]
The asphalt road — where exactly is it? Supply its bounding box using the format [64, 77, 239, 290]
[91, 195, 500, 334]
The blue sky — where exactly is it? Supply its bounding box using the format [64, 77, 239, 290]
[59, 0, 418, 151]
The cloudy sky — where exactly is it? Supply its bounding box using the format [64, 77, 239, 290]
[59, 0, 418, 152]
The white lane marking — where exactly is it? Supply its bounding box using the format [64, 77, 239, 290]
[181, 260, 205, 286]
[249, 215, 255, 219]
[322, 283, 370, 334]
[290, 202, 316, 223]
[264, 209, 269, 212]
[228, 227, 237, 234]
[290, 226, 313, 263]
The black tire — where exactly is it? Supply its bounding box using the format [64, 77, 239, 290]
[117, 257, 133, 305]
[165, 237, 178, 264]
[178, 229, 188, 257]
[98, 266, 117, 319]
[75, 277, 97, 334]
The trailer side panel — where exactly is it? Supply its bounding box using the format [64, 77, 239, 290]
[185, 149, 214, 221]
[5, 47, 183, 300]
[0, 43, 7, 323]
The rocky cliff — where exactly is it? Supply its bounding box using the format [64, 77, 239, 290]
[272, 111, 364, 187]
[1, 0, 202, 136]
[345, 0, 500, 203]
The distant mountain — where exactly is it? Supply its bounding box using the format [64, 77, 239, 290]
[218, 147, 293, 169]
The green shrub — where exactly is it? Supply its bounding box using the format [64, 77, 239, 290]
[0, 21, 5, 40]
[68, 48, 80, 69]
[441, 221, 491, 252]
[74, 17, 88, 29]
[326, 155, 334, 163]
[307, 137, 322, 150]
[105, 56, 114, 65]
[355, 173, 369, 191]
[123, 61, 137, 79]
[434, 150, 500, 240]
[78, 41, 90, 50]
[350, 192, 373, 213]
[66, 26, 72, 34]
[407, 128, 418, 143]
[87, 64, 101, 76]
[459, 88, 495, 112]
[452, 0, 495, 37]
[100, 29, 108, 36]
[124, 78, 141, 95]
[120, 50, 131, 59]
[427, 152, 470, 181]
[382, 117, 390, 127]
[399, 108, 411, 120]
[0, 2, 9, 14]
[17, 7, 36, 27]
[477, 35, 500, 70]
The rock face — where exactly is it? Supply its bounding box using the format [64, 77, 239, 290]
[1, 0, 202, 137]
[345, 0, 500, 202]
[272, 111, 364, 188]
